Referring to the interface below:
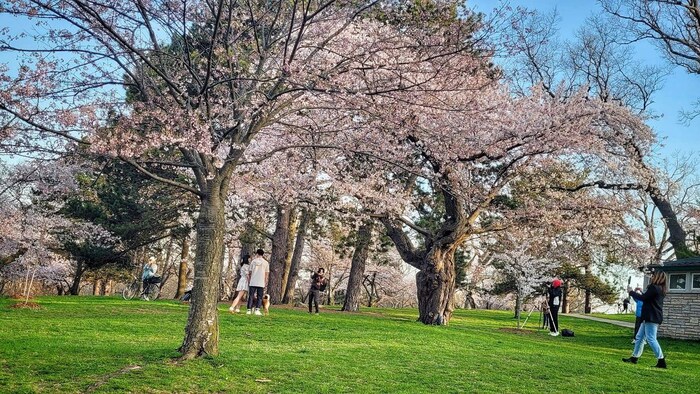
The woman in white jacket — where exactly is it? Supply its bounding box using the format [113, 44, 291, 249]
[229, 255, 251, 313]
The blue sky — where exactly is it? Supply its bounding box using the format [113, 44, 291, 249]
[469, 0, 700, 160]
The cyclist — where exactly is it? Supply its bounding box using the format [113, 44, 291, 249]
[141, 257, 159, 299]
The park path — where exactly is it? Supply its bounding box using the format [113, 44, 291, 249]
[568, 313, 634, 328]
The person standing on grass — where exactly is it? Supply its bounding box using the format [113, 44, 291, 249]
[308, 267, 328, 314]
[632, 287, 644, 343]
[229, 255, 251, 313]
[623, 271, 667, 368]
[548, 279, 562, 336]
[622, 297, 630, 313]
[246, 249, 269, 316]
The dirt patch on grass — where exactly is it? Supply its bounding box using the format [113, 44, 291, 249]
[498, 327, 538, 335]
[8, 301, 42, 310]
[84, 365, 142, 393]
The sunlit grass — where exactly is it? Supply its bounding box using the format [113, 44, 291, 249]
[588, 313, 636, 323]
[1, 296, 698, 393]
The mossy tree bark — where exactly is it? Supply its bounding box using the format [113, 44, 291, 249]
[178, 181, 227, 360]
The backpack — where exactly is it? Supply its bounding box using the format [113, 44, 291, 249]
[561, 329, 575, 337]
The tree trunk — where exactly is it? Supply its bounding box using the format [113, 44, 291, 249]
[178, 190, 226, 359]
[225, 243, 237, 300]
[174, 236, 190, 300]
[283, 209, 310, 304]
[239, 225, 259, 259]
[649, 189, 692, 258]
[464, 290, 476, 309]
[416, 246, 456, 325]
[363, 272, 376, 307]
[561, 281, 569, 314]
[326, 265, 333, 305]
[379, 186, 468, 325]
[514, 291, 522, 320]
[267, 204, 292, 304]
[584, 265, 592, 314]
[69, 262, 85, 295]
[342, 221, 373, 312]
[281, 208, 299, 297]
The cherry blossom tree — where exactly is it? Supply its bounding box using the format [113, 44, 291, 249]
[503, 8, 694, 259]
[0, 159, 121, 297]
[249, 34, 657, 324]
[2, 0, 472, 357]
[494, 240, 557, 328]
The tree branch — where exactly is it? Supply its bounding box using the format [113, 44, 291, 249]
[120, 157, 203, 197]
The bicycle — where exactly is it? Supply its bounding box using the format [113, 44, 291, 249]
[122, 276, 161, 300]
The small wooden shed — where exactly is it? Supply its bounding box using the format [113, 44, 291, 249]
[648, 257, 700, 341]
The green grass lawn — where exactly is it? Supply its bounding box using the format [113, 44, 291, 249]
[1, 297, 698, 393]
[588, 313, 636, 323]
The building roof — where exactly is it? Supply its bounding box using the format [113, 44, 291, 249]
[648, 256, 700, 272]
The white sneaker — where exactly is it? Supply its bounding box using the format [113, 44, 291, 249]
[254, 309, 262, 316]
[228, 307, 235, 313]
[550, 332, 559, 336]
[246, 310, 252, 315]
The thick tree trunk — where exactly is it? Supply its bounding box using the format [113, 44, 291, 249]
[649, 189, 691, 258]
[267, 204, 292, 304]
[379, 185, 468, 325]
[342, 221, 373, 312]
[174, 236, 190, 300]
[178, 191, 226, 360]
[283, 209, 310, 304]
[514, 291, 522, 319]
[416, 246, 456, 325]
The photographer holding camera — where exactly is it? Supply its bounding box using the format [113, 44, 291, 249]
[547, 279, 562, 336]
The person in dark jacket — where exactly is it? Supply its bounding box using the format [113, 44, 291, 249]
[308, 268, 328, 314]
[623, 271, 667, 368]
[547, 279, 563, 336]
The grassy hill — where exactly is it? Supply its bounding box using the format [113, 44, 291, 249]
[1, 296, 698, 393]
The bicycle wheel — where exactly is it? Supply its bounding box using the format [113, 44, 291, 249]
[149, 284, 161, 300]
[122, 282, 139, 300]
[141, 283, 160, 300]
